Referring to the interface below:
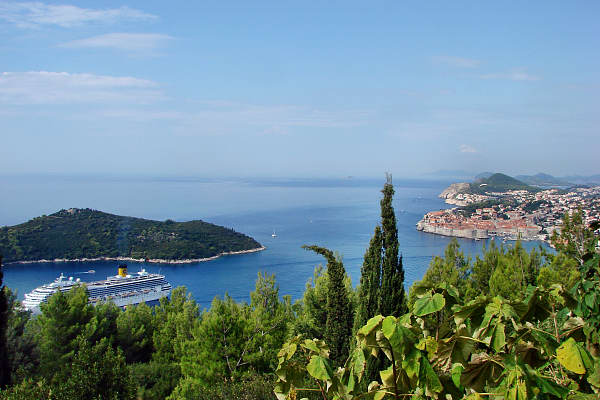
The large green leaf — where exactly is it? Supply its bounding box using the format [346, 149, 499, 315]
[301, 339, 329, 358]
[380, 364, 395, 388]
[490, 322, 506, 352]
[277, 338, 298, 363]
[381, 316, 416, 356]
[556, 338, 592, 374]
[401, 348, 421, 380]
[437, 282, 460, 302]
[454, 296, 490, 327]
[413, 292, 445, 317]
[461, 353, 503, 392]
[416, 336, 438, 359]
[532, 373, 570, 398]
[419, 356, 443, 397]
[451, 363, 464, 389]
[381, 316, 398, 341]
[358, 315, 384, 336]
[306, 355, 333, 381]
[435, 324, 475, 369]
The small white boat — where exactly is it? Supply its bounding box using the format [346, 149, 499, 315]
[271, 230, 277, 238]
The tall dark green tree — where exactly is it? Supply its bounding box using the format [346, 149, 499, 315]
[302, 245, 353, 365]
[378, 174, 407, 317]
[0, 256, 10, 388]
[353, 226, 382, 334]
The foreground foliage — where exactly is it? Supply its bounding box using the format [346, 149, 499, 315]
[274, 212, 600, 399]
[275, 256, 600, 399]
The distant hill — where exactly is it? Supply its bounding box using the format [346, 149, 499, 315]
[470, 173, 536, 194]
[515, 173, 572, 187]
[0, 208, 263, 263]
[562, 174, 600, 186]
[439, 173, 537, 201]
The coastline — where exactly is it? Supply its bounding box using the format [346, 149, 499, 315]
[416, 220, 545, 242]
[5, 246, 267, 265]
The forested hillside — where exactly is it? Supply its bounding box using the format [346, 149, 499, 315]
[0, 208, 262, 263]
[469, 172, 537, 193]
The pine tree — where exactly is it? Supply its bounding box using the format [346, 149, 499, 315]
[303, 245, 353, 365]
[0, 256, 10, 388]
[378, 174, 407, 317]
[35, 286, 96, 380]
[353, 226, 382, 334]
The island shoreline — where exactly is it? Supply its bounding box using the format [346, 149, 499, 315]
[5, 246, 267, 266]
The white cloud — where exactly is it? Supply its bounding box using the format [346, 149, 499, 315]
[0, 2, 156, 28]
[0, 71, 163, 104]
[480, 69, 541, 81]
[93, 102, 371, 134]
[60, 33, 173, 52]
[459, 144, 477, 153]
[433, 56, 480, 68]
[171, 101, 372, 130]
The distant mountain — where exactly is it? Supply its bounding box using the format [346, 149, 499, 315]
[515, 173, 572, 187]
[0, 208, 263, 263]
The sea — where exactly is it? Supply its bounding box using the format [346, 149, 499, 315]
[0, 175, 549, 310]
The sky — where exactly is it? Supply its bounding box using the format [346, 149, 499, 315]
[1, 1, 599, 178]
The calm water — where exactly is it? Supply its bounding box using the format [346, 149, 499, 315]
[1, 176, 547, 310]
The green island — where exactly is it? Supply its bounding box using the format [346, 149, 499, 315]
[0, 208, 263, 263]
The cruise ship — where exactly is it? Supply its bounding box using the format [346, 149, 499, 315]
[22, 264, 172, 314]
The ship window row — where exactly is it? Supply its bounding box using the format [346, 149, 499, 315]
[88, 287, 157, 296]
[88, 285, 165, 296]
[95, 279, 166, 288]
[88, 281, 165, 291]
[87, 280, 165, 292]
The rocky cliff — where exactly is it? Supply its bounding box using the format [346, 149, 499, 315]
[438, 182, 471, 205]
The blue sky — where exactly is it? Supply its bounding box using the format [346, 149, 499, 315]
[1, 1, 598, 178]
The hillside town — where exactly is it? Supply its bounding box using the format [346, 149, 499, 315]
[417, 186, 600, 241]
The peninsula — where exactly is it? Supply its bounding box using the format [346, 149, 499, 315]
[0, 208, 264, 264]
[418, 173, 600, 241]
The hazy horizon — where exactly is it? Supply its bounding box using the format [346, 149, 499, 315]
[2, 1, 599, 177]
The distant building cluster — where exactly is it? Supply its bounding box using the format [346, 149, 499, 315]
[417, 187, 600, 242]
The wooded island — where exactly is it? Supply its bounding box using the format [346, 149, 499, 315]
[0, 208, 263, 263]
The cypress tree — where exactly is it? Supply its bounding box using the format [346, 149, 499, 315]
[354, 175, 408, 333]
[0, 256, 10, 388]
[378, 174, 408, 317]
[353, 176, 408, 383]
[303, 245, 353, 365]
[353, 226, 382, 334]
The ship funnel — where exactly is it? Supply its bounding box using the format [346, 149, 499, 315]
[118, 264, 128, 277]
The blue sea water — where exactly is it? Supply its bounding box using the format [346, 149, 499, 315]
[1, 175, 548, 310]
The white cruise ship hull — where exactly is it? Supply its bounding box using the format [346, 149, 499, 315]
[22, 267, 172, 314]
